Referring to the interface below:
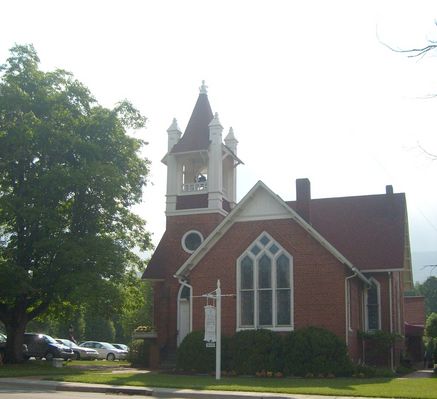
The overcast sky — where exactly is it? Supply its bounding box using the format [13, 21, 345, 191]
[2, 0, 437, 282]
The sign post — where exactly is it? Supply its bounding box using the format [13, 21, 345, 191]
[216, 280, 221, 380]
[202, 280, 222, 380]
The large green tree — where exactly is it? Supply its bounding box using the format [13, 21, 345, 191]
[0, 44, 151, 362]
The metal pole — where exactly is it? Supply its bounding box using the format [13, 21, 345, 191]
[216, 279, 221, 380]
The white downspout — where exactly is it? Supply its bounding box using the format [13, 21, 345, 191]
[345, 273, 357, 346]
[177, 278, 193, 343]
[389, 272, 394, 371]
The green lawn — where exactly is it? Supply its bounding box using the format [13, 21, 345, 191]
[1, 362, 436, 398]
[51, 371, 437, 399]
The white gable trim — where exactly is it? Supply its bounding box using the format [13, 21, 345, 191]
[166, 208, 228, 217]
[362, 268, 404, 273]
[174, 180, 370, 285]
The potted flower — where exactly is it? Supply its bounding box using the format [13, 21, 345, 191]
[132, 325, 157, 339]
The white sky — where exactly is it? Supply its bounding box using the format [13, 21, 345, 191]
[2, 0, 437, 282]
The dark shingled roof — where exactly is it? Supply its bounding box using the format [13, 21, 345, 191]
[170, 92, 213, 153]
[287, 192, 408, 271]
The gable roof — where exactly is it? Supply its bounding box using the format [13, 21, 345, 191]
[170, 92, 213, 154]
[174, 181, 370, 284]
[287, 192, 408, 271]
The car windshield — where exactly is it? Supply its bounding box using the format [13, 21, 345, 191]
[41, 335, 58, 344]
[57, 339, 79, 349]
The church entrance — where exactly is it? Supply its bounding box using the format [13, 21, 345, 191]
[177, 285, 191, 346]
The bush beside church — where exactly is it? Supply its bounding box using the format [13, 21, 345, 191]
[176, 327, 353, 377]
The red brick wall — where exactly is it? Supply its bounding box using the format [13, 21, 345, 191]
[348, 277, 365, 362]
[152, 212, 225, 352]
[152, 213, 402, 365]
[404, 296, 425, 326]
[188, 218, 351, 342]
[362, 271, 406, 367]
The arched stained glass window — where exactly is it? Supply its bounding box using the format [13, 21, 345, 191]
[237, 232, 293, 330]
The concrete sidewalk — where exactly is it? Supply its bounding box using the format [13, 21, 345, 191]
[0, 377, 153, 395]
[0, 377, 387, 399]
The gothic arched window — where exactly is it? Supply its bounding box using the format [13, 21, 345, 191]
[237, 232, 293, 330]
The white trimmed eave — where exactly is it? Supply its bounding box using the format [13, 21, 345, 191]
[174, 180, 370, 286]
[222, 144, 244, 165]
[166, 207, 228, 218]
[362, 268, 404, 273]
[161, 149, 210, 165]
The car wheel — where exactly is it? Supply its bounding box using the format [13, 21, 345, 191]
[45, 352, 54, 361]
[74, 351, 80, 360]
[106, 353, 116, 361]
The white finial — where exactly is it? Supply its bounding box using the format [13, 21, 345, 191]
[209, 112, 222, 127]
[225, 127, 238, 152]
[226, 127, 236, 140]
[167, 117, 181, 132]
[199, 80, 208, 94]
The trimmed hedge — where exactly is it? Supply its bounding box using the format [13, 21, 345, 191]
[283, 326, 353, 376]
[176, 331, 215, 373]
[230, 329, 283, 374]
[177, 327, 353, 376]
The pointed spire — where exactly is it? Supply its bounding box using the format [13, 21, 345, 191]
[199, 80, 208, 94]
[225, 127, 237, 142]
[225, 127, 238, 153]
[167, 117, 182, 151]
[170, 84, 213, 153]
[209, 112, 222, 128]
[167, 117, 181, 133]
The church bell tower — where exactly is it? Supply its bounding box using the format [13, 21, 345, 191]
[163, 81, 242, 217]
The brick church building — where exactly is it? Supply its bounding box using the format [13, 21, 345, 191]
[142, 82, 415, 368]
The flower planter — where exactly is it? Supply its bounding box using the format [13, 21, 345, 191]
[132, 331, 157, 339]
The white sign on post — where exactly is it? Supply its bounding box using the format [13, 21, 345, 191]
[204, 305, 216, 343]
[201, 280, 222, 380]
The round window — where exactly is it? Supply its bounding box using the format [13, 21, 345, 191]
[182, 230, 203, 253]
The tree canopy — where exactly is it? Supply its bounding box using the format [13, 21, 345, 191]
[0, 44, 151, 362]
[425, 313, 437, 339]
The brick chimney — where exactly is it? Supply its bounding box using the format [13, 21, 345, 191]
[296, 178, 311, 223]
[386, 185, 393, 195]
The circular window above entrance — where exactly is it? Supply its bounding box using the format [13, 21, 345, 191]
[182, 230, 203, 253]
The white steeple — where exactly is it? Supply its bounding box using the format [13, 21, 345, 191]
[167, 118, 182, 152]
[207, 112, 224, 210]
[224, 127, 238, 154]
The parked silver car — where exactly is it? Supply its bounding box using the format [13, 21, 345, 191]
[111, 343, 129, 352]
[55, 339, 98, 360]
[79, 341, 127, 360]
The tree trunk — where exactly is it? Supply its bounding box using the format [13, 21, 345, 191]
[4, 317, 28, 363]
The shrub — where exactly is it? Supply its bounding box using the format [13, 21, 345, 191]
[230, 329, 283, 375]
[127, 339, 150, 367]
[176, 331, 217, 373]
[283, 326, 353, 376]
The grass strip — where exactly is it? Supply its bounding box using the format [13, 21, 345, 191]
[50, 372, 437, 399]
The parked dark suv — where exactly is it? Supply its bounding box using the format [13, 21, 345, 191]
[24, 333, 74, 361]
